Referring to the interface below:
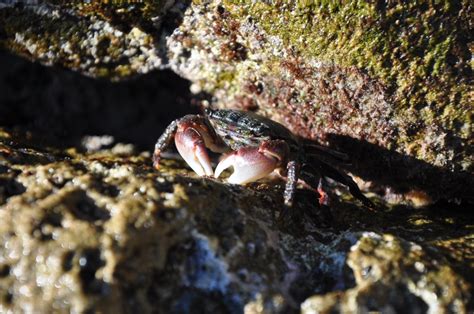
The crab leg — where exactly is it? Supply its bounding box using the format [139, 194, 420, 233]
[153, 119, 179, 169]
[302, 161, 374, 208]
[298, 169, 330, 206]
[283, 160, 299, 207]
[305, 143, 350, 163]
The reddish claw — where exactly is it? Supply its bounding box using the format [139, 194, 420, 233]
[214, 140, 289, 184]
[175, 127, 214, 176]
[152, 115, 229, 175]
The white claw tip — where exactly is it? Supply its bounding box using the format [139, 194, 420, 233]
[215, 154, 235, 179]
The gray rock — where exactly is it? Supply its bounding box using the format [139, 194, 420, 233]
[0, 129, 471, 313]
[1, 1, 471, 203]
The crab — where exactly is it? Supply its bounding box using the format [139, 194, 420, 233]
[152, 109, 374, 209]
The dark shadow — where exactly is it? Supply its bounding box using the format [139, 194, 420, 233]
[326, 134, 474, 202]
[0, 50, 200, 150]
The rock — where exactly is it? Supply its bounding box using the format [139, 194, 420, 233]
[1, 1, 472, 202]
[0, 0, 186, 79]
[302, 233, 471, 313]
[0, 1, 473, 312]
[166, 0, 473, 203]
[0, 129, 472, 312]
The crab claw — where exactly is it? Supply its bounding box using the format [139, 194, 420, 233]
[175, 128, 214, 176]
[215, 147, 278, 184]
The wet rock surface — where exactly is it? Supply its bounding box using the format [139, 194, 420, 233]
[302, 233, 471, 313]
[1, 0, 471, 203]
[0, 0, 473, 313]
[0, 128, 472, 312]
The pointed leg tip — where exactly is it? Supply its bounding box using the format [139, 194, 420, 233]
[283, 199, 294, 208]
[277, 205, 291, 225]
[318, 196, 330, 206]
[152, 151, 161, 170]
[316, 178, 330, 206]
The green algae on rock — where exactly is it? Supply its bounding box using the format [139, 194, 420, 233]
[166, 0, 472, 203]
[1, 0, 471, 202]
[221, 0, 472, 170]
[0, 1, 473, 310]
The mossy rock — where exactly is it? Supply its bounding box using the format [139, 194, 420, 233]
[166, 0, 473, 202]
[0, 1, 472, 198]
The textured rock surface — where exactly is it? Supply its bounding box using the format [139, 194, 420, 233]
[302, 233, 471, 313]
[166, 0, 473, 203]
[0, 128, 472, 312]
[0, 0, 188, 79]
[0, 1, 473, 313]
[1, 0, 471, 203]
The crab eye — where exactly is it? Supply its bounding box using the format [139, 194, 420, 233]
[204, 108, 214, 116]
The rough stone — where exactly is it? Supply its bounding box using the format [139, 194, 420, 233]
[166, 0, 473, 204]
[0, 1, 473, 312]
[0, 1, 472, 202]
[302, 233, 471, 313]
[0, 128, 472, 313]
[0, 0, 187, 79]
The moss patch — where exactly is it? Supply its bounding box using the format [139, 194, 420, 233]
[219, 1, 471, 169]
